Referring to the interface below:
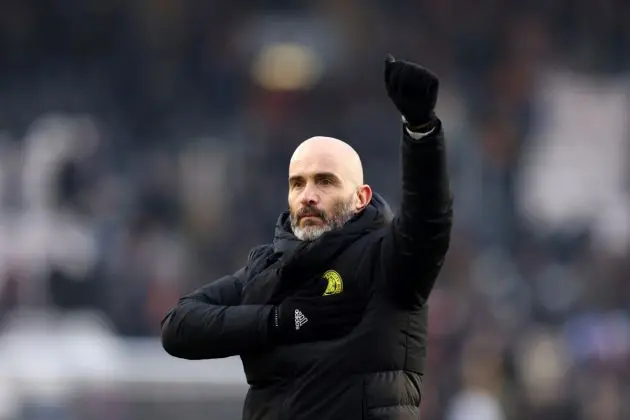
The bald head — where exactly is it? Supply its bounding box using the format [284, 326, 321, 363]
[287, 136, 372, 241]
[290, 136, 364, 186]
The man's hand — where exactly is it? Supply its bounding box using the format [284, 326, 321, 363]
[269, 291, 365, 346]
[384, 55, 439, 130]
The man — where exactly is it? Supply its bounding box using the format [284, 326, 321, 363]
[161, 55, 453, 420]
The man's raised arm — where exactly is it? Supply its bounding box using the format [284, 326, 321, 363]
[380, 56, 453, 303]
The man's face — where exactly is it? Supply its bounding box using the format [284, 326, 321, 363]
[288, 154, 357, 241]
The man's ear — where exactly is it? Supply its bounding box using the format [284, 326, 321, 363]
[355, 184, 373, 211]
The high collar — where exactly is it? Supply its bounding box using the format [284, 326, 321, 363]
[271, 192, 393, 255]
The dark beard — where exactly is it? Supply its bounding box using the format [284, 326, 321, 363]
[290, 198, 355, 241]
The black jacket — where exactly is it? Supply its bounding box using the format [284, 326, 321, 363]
[161, 123, 453, 420]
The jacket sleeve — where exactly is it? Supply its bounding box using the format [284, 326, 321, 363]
[161, 269, 274, 360]
[381, 120, 453, 303]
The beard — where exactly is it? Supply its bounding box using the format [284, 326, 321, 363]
[290, 198, 356, 241]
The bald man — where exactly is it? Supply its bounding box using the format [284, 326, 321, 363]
[162, 56, 453, 420]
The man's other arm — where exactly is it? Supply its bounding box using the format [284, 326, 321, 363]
[381, 120, 453, 303]
[161, 269, 273, 360]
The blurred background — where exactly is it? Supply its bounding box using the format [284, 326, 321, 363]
[0, 0, 629, 419]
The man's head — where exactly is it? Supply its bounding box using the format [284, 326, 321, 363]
[288, 136, 373, 241]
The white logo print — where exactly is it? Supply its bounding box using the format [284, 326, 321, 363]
[294, 309, 308, 330]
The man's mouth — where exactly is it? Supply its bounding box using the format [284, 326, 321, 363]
[299, 214, 326, 226]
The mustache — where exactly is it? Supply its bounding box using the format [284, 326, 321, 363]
[296, 206, 327, 220]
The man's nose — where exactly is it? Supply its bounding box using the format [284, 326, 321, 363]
[300, 184, 319, 205]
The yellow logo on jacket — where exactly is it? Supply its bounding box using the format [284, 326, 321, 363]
[322, 270, 343, 295]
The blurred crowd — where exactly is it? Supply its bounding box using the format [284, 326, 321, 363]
[0, 0, 629, 419]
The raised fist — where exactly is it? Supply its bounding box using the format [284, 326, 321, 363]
[384, 55, 439, 129]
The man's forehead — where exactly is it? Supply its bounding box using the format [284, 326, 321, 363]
[289, 152, 343, 177]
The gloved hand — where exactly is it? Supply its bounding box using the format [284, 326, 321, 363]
[384, 54, 440, 130]
[268, 291, 366, 345]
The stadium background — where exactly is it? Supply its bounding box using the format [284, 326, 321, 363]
[0, 1, 629, 419]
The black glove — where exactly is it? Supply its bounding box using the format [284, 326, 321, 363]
[384, 54, 439, 129]
[268, 292, 366, 345]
